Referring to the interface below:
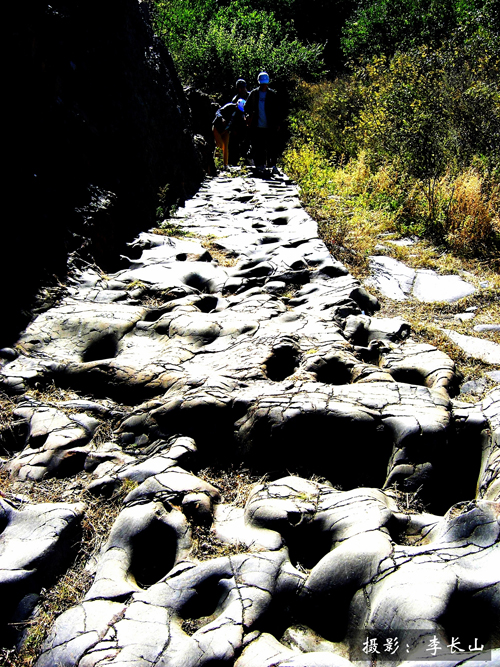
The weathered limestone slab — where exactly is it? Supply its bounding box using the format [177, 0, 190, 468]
[474, 324, 500, 333]
[366, 256, 416, 300]
[441, 329, 500, 365]
[412, 269, 476, 302]
[366, 255, 477, 303]
[35, 477, 499, 667]
[5, 403, 100, 480]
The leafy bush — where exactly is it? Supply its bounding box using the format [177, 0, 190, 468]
[287, 78, 362, 159]
[153, 0, 326, 98]
[341, 0, 500, 62]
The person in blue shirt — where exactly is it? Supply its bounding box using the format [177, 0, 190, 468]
[245, 72, 281, 173]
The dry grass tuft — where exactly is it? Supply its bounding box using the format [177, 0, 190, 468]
[152, 221, 194, 238]
[139, 288, 174, 307]
[197, 466, 263, 508]
[181, 618, 202, 635]
[186, 467, 263, 562]
[189, 524, 246, 561]
[385, 484, 427, 515]
[0, 392, 19, 456]
[200, 238, 238, 267]
[444, 168, 500, 257]
[91, 419, 118, 448]
[24, 383, 79, 405]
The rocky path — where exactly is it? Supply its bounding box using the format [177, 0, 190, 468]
[0, 172, 499, 666]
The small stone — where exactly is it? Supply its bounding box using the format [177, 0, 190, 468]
[454, 313, 475, 322]
[460, 378, 488, 395]
[474, 324, 500, 333]
[264, 281, 287, 294]
[386, 237, 416, 247]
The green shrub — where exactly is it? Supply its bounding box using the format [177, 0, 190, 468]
[341, 0, 500, 62]
[153, 0, 326, 98]
[287, 78, 362, 160]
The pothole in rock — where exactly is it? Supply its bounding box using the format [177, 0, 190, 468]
[439, 587, 498, 650]
[314, 358, 353, 385]
[387, 367, 428, 387]
[179, 574, 231, 625]
[143, 306, 171, 322]
[50, 449, 89, 478]
[129, 519, 178, 588]
[264, 345, 301, 381]
[182, 273, 215, 294]
[265, 595, 350, 647]
[259, 235, 281, 244]
[28, 432, 49, 449]
[82, 334, 119, 362]
[283, 523, 333, 571]
[196, 295, 219, 313]
[242, 413, 393, 490]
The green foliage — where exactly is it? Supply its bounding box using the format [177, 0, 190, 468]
[153, 0, 326, 98]
[341, 0, 500, 62]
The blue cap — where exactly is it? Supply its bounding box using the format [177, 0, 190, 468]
[237, 98, 245, 112]
[258, 71, 270, 84]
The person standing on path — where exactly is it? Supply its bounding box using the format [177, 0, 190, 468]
[229, 79, 249, 165]
[231, 78, 249, 104]
[245, 71, 281, 174]
[212, 99, 246, 169]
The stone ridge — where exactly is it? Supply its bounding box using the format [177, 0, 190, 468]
[0, 172, 498, 665]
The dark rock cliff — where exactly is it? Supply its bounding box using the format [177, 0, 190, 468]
[4, 0, 204, 347]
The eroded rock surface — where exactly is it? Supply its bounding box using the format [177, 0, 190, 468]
[366, 256, 477, 303]
[0, 173, 499, 665]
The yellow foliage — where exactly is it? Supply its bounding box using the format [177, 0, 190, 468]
[443, 168, 500, 255]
